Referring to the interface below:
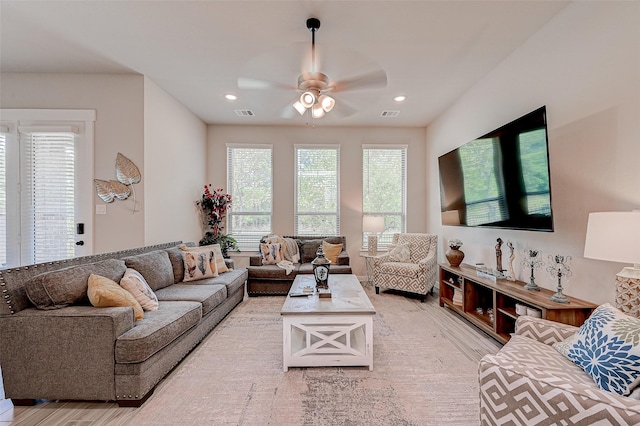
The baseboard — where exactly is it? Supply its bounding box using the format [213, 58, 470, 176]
[0, 398, 13, 417]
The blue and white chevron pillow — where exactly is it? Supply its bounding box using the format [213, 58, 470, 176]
[567, 303, 640, 396]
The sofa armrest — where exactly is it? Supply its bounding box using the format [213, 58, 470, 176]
[336, 251, 350, 266]
[0, 306, 135, 400]
[514, 315, 579, 345]
[249, 255, 262, 266]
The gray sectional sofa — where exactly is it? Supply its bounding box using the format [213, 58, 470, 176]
[0, 241, 248, 407]
[247, 235, 352, 296]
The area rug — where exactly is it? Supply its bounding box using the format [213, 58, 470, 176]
[126, 288, 500, 425]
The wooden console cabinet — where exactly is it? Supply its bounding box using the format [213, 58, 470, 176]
[439, 263, 597, 344]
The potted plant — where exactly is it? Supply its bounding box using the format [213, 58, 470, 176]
[446, 238, 464, 267]
[196, 185, 239, 257]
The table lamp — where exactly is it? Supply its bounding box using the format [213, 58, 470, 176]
[584, 211, 640, 316]
[363, 216, 385, 255]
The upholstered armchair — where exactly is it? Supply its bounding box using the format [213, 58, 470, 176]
[372, 233, 438, 302]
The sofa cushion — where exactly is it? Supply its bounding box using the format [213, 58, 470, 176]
[182, 251, 218, 282]
[124, 250, 174, 291]
[195, 268, 248, 296]
[165, 245, 192, 283]
[25, 258, 127, 310]
[566, 303, 640, 396]
[88, 274, 144, 321]
[298, 239, 324, 263]
[376, 262, 419, 279]
[120, 268, 159, 311]
[115, 300, 202, 364]
[155, 283, 227, 316]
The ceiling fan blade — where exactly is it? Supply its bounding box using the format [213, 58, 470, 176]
[330, 97, 358, 118]
[237, 77, 293, 91]
[332, 69, 387, 93]
[280, 98, 299, 119]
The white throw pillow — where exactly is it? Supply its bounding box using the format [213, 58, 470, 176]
[386, 243, 411, 263]
[120, 268, 159, 311]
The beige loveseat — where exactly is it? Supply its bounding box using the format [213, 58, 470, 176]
[247, 235, 352, 296]
[479, 315, 640, 425]
[0, 242, 248, 407]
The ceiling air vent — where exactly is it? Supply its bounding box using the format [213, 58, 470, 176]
[380, 110, 400, 118]
[234, 110, 255, 117]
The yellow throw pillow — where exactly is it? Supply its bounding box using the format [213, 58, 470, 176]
[88, 274, 144, 321]
[180, 244, 229, 273]
[322, 241, 343, 264]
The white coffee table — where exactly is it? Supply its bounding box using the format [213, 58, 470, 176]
[280, 274, 376, 372]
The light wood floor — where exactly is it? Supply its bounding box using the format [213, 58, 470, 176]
[2, 286, 501, 426]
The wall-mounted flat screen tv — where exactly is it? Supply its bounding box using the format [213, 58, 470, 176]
[438, 106, 553, 232]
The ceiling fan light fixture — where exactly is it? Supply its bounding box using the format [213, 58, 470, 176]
[319, 94, 335, 112]
[311, 103, 325, 118]
[300, 91, 316, 108]
[293, 100, 306, 115]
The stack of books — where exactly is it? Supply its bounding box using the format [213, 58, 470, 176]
[452, 289, 463, 306]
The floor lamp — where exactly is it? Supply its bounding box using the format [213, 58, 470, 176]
[363, 217, 385, 256]
[584, 211, 640, 317]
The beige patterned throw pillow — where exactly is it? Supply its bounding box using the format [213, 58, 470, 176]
[180, 244, 229, 273]
[182, 251, 218, 282]
[261, 243, 284, 265]
[120, 268, 159, 311]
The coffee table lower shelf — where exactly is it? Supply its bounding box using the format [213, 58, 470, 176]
[282, 314, 373, 372]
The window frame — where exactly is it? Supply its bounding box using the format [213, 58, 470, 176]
[226, 143, 273, 252]
[362, 144, 407, 250]
[294, 144, 341, 236]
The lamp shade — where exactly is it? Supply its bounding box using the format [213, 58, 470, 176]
[363, 216, 385, 233]
[584, 211, 640, 265]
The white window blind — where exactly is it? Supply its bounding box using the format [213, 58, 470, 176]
[294, 146, 340, 236]
[21, 132, 77, 264]
[227, 145, 273, 251]
[0, 132, 6, 267]
[362, 145, 407, 249]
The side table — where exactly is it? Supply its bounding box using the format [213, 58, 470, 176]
[360, 253, 381, 286]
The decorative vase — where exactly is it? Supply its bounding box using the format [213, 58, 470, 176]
[446, 247, 465, 267]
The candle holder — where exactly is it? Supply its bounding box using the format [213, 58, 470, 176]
[547, 254, 572, 304]
[521, 249, 543, 291]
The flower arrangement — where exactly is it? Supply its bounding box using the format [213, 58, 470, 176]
[448, 238, 463, 250]
[196, 185, 239, 256]
[197, 185, 232, 236]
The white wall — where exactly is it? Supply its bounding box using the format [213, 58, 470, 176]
[143, 77, 207, 245]
[426, 1, 640, 304]
[207, 125, 427, 275]
[0, 73, 146, 253]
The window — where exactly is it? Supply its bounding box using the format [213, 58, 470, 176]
[295, 146, 340, 236]
[1, 109, 94, 268]
[362, 145, 407, 248]
[227, 144, 273, 251]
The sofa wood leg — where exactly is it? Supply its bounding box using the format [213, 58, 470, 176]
[11, 399, 36, 406]
[117, 388, 154, 407]
[375, 286, 380, 294]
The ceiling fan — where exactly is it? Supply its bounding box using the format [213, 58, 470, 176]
[237, 18, 388, 119]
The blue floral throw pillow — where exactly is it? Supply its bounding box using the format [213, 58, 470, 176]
[567, 303, 640, 396]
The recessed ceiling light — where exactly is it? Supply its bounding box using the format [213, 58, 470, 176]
[225, 94, 238, 101]
[393, 95, 406, 102]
